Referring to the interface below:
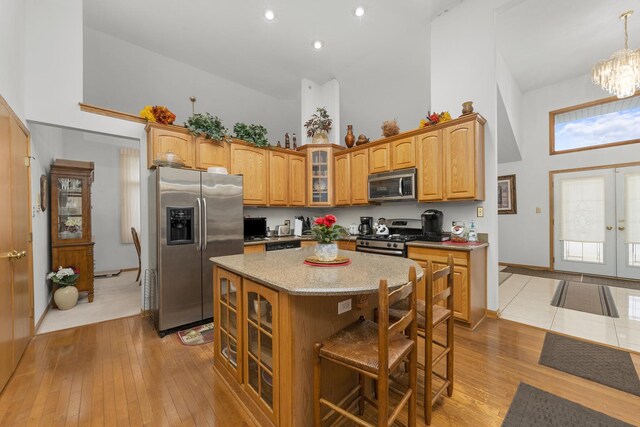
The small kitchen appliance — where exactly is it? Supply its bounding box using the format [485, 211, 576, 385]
[244, 217, 267, 240]
[368, 169, 417, 202]
[421, 209, 450, 242]
[358, 216, 374, 235]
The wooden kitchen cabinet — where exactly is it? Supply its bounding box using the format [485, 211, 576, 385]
[368, 143, 391, 174]
[289, 153, 306, 206]
[195, 136, 228, 170]
[268, 151, 288, 206]
[334, 153, 350, 206]
[146, 123, 194, 169]
[298, 144, 343, 206]
[337, 240, 356, 251]
[350, 150, 369, 205]
[408, 245, 486, 329]
[230, 144, 269, 205]
[243, 279, 280, 424]
[214, 268, 243, 382]
[245, 244, 266, 254]
[391, 137, 416, 170]
[417, 130, 443, 201]
[50, 160, 95, 304]
[443, 119, 485, 200]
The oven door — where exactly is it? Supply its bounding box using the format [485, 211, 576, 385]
[355, 243, 405, 257]
[368, 169, 416, 202]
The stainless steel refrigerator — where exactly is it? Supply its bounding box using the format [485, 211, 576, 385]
[148, 167, 243, 335]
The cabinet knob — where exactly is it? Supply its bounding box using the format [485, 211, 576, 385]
[618, 226, 625, 231]
[606, 226, 613, 230]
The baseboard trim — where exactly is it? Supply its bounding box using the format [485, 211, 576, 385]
[500, 262, 550, 271]
[486, 309, 499, 319]
[140, 309, 152, 318]
[34, 300, 52, 333]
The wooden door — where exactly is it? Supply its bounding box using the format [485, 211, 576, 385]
[288, 154, 306, 206]
[417, 130, 443, 201]
[334, 153, 350, 206]
[350, 150, 369, 205]
[443, 122, 475, 199]
[195, 137, 228, 170]
[368, 143, 391, 174]
[147, 125, 194, 168]
[391, 137, 416, 170]
[0, 110, 13, 392]
[268, 151, 288, 206]
[230, 145, 268, 205]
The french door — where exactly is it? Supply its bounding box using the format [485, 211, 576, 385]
[553, 166, 640, 280]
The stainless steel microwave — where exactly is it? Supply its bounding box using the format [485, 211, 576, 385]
[368, 169, 417, 202]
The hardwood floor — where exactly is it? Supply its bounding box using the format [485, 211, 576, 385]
[0, 315, 638, 426]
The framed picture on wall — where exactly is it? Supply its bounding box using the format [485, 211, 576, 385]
[498, 174, 517, 214]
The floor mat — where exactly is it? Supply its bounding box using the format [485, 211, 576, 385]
[539, 333, 640, 397]
[550, 280, 618, 317]
[502, 383, 633, 426]
[177, 322, 214, 346]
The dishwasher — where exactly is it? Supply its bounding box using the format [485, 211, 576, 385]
[265, 240, 302, 251]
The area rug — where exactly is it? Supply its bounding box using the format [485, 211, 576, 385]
[499, 272, 512, 285]
[502, 383, 633, 427]
[177, 322, 214, 346]
[550, 280, 618, 317]
[539, 333, 640, 397]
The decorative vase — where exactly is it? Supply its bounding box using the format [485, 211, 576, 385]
[54, 285, 78, 310]
[345, 125, 355, 148]
[356, 134, 370, 146]
[461, 101, 474, 115]
[314, 242, 339, 262]
[312, 130, 329, 145]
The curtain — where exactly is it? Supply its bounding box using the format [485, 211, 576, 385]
[120, 147, 140, 244]
[558, 176, 605, 243]
[626, 173, 640, 244]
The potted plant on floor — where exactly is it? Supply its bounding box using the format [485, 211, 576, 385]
[47, 266, 80, 310]
[310, 215, 346, 261]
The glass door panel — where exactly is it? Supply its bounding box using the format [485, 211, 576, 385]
[57, 177, 84, 240]
[311, 150, 329, 203]
[216, 270, 242, 378]
[616, 166, 640, 279]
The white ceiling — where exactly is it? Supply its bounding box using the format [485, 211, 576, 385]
[84, 0, 460, 100]
[496, 0, 640, 93]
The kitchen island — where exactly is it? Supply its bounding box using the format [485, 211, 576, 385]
[210, 247, 422, 426]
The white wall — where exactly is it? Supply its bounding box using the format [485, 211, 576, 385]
[337, 24, 430, 146]
[497, 73, 639, 267]
[430, 0, 511, 311]
[496, 51, 523, 152]
[0, 0, 26, 120]
[83, 27, 298, 146]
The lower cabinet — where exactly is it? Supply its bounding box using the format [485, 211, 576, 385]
[51, 243, 95, 305]
[214, 268, 280, 425]
[407, 246, 486, 329]
[337, 240, 356, 251]
[300, 240, 317, 248]
[245, 244, 266, 254]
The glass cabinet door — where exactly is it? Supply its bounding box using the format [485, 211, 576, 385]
[244, 280, 279, 423]
[311, 150, 329, 204]
[215, 268, 242, 381]
[56, 177, 84, 241]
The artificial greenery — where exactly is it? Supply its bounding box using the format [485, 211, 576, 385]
[185, 113, 229, 141]
[304, 107, 333, 138]
[233, 122, 269, 147]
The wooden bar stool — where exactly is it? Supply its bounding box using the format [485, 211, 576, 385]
[389, 255, 455, 425]
[313, 267, 419, 427]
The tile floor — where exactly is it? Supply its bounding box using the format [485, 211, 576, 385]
[37, 270, 141, 334]
[499, 269, 640, 352]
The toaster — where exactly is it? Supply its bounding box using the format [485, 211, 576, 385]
[275, 225, 290, 236]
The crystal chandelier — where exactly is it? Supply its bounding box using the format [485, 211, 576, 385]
[592, 10, 640, 99]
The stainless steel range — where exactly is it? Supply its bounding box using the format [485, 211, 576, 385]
[356, 219, 423, 257]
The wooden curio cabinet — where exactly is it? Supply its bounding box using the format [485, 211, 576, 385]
[50, 159, 95, 304]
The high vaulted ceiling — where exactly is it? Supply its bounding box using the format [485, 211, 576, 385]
[496, 0, 640, 93]
[84, 0, 460, 100]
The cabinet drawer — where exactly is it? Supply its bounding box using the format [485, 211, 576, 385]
[408, 247, 468, 266]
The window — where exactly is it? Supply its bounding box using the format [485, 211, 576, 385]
[550, 94, 640, 155]
[120, 147, 140, 243]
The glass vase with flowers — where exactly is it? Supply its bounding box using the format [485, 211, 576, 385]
[310, 215, 346, 261]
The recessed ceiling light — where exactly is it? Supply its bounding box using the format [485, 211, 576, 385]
[313, 40, 323, 50]
[354, 6, 365, 17]
[264, 10, 275, 21]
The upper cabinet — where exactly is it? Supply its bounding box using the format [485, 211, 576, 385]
[195, 136, 228, 170]
[368, 143, 391, 174]
[334, 153, 350, 206]
[268, 151, 288, 206]
[230, 144, 268, 205]
[288, 153, 306, 206]
[391, 137, 416, 170]
[146, 124, 194, 169]
[299, 145, 343, 206]
[417, 115, 485, 202]
[350, 150, 369, 205]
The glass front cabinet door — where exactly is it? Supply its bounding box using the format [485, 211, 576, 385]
[214, 268, 243, 382]
[50, 162, 94, 246]
[243, 279, 279, 424]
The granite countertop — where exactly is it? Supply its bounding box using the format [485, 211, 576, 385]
[210, 247, 422, 296]
[244, 235, 358, 246]
[406, 241, 488, 251]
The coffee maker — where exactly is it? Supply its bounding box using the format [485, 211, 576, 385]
[421, 209, 449, 241]
[358, 216, 373, 235]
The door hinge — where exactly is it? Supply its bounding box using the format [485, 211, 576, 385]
[24, 156, 31, 167]
[28, 232, 33, 243]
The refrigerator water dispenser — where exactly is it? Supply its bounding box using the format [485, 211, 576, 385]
[167, 207, 194, 245]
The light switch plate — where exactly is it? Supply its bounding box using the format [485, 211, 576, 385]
[477, 206, 484, 217]
[338, 299, 352, 315]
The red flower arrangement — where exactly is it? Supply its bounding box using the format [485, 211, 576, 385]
[311, 214, 345, 243]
